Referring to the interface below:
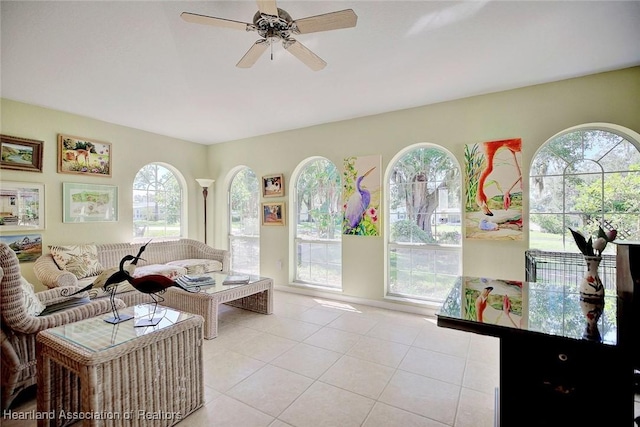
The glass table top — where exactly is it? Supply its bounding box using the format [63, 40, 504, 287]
[179, 272, 269, 295]
[45, 304, 194, 353]
[436, 276, 620, 345]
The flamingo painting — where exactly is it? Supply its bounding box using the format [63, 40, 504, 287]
[465, 138, 523, 240]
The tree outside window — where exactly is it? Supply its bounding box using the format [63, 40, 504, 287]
[388, 145, 462, 302]
[529, 129, 640, 251]
[133, 163, 182, 238]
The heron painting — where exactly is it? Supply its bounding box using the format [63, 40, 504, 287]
[342, 155, 381, 236]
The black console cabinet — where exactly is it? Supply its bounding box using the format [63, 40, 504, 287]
[437, 273, 635, 427]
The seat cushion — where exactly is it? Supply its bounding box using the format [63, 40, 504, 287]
[132, 264, 187, 279]
[165, 259, 223, 275]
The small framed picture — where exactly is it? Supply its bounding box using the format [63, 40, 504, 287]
[58, 134, 111, 177]
[1, 135, 44, 173]
[63, 182, 118, 223]
[262, 202, 285, 226]
[262, 174, 284, 198]
[0, 233, 43, 262]
[0, 181, 45, 231]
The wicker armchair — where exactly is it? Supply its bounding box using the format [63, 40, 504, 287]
[0, 243, 124, 410]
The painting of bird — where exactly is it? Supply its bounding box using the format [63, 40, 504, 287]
[344, 166, 376, 234]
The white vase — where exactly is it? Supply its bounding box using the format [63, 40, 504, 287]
[579, 298, 604, 341]
[579, 255, 604, 300]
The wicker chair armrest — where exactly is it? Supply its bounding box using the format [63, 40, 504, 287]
[10, 298, 122, 335]
[36, 286, 88, 305]
[33, 254, 77, 289]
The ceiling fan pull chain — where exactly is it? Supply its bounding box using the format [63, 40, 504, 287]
[271, 40, 274, 61]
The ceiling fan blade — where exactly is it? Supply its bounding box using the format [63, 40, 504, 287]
[256, 0, 278, 16]
[181, 12, 251, 31]
[236, 40, 269, 68]
[283, 39, 326, 71]
[293, 9, 357, 34]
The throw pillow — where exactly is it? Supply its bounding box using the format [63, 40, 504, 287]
[21, 277, 46, 316]
[49, 244, 104, 279]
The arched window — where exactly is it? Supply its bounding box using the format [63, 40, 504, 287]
[530, 126, 640, 251]
[228, 167, 260, 275]
[133, 163, 184, 238]
[387, 145, 462, 302]
[294, 157, 342, 289]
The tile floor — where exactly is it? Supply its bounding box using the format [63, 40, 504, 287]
[3, 289, 640, 427]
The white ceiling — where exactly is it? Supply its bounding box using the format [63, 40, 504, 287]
[2, 1, 639, 145]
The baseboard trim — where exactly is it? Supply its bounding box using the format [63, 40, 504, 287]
[274, 284, 440, 317]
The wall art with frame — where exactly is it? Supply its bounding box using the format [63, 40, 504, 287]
[0, 181, 45, 231]
[0, 233, 43, 262]
[1, 134, 44, 173]
[262, 174, 284, 198]
[58, 134, 111, 177]
[63, 182, 118, 223]
[262, 202, 285, 226]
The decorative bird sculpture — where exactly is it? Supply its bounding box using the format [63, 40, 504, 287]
[69, 239, 151, 297]
[103, 254, 146, 324]
[118, 264, 198, 326]
[344, 166, 375, 232]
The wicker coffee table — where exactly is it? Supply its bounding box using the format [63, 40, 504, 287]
[160, 272, 273, 339]
[36, 305, 204, 427]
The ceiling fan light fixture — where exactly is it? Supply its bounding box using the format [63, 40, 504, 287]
[182, 0, 357, 71]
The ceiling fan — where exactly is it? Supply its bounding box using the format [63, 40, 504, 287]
[181, 0, 357, 71]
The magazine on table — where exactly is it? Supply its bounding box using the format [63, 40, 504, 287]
[222, 275, 251, 285]
[176, 274, 215, 287]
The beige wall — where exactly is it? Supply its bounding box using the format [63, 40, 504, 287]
[0, 99, 211, 287]
[208, 67, 640, 310]
[2, 67, 639, 310]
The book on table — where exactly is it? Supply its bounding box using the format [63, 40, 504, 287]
[176, 274, 215, 287]
[222, 275, 251, 285]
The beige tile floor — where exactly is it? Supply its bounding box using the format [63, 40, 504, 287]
[3, 289, 640, 427]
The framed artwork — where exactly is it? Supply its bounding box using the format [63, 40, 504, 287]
[262, 174, 284, 197]
[0, 181, 45, 231]
[0, 233, 43, 263]
[262, 202, 285, 226]
[464, 138, 523, 240]
[342, 155, 381, 236]
[63, 182, 118, 223]
[1, 135, 43, 173]
[58, 134, 111, 177]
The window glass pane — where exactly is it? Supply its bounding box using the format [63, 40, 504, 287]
[528, 129, 640, 251]
[387, 145, 462, 303]
[133, 164, 182, 238]
[294, 158, 342, 288]
[229, 167, 260, 273]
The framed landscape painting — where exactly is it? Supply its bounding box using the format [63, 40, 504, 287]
[0, 181, 45, 231]
[58, 134, 111, 177]
[1, 135, 43, 172]
[63, 183, 118, 223]
[0, 233, 43, 262]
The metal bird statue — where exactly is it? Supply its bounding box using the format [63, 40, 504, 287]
[344, 166, 375, 233]
[103, 254, 145, 324]
[70, 239, 151, 297]
[118, 266, 198, 327]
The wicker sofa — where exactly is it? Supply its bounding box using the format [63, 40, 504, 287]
[33, 239, 230, 307]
